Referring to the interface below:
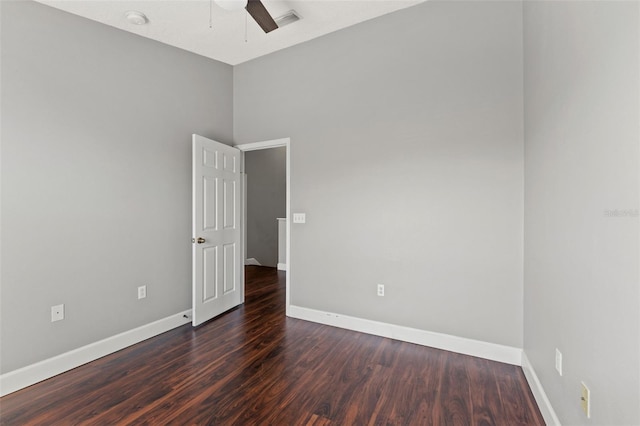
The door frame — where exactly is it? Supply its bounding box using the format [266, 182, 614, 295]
[235, 138, 291, 314]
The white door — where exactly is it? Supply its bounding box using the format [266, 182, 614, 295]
[192, 134, 243, 326]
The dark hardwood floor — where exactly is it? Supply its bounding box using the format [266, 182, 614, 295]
[0, 266, 544, 425]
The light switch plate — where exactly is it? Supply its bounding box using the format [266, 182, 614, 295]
[293, 213, 306, 223]
[555, 348, 563, 376]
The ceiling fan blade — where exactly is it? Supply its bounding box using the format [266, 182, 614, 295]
[246, 0, 278, 33]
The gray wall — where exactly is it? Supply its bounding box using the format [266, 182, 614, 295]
[0, 1, 233, 372]
[245, 147, 286, 267]
[523, 2, 639, 425]
[235, 1, 525, 347]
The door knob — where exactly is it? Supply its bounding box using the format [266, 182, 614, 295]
[192, 237, 206, 244]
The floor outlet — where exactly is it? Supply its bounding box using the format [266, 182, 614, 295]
[51, 304, 64, 322]
[138, 285, 147, 300]
[555, 348, 563, 376]
[580, 382, 591, 418]
[377, 284, 384, 297]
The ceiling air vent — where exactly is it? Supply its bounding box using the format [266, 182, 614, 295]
[275, 10, 301, 28]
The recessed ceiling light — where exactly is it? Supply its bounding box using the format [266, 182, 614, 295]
[125, 11, 148, 25]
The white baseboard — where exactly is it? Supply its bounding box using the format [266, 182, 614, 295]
[288, 305, 522, 365]
[522, 352, 561, 425]
[245, 258, 262, 266]
[277, 263, 287, 271]
[0, 309, 192, 397]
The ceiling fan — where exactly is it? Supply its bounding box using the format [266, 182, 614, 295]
[215, 0, 278, 33]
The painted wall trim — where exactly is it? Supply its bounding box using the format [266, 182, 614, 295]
[288, 305, 522, 365]
[521, 352, 562, 426]
[235, 138, 289, 152]
[0, 310, 192, 397]
[277, 263, 287, 271]
[245, 258, 262, 266]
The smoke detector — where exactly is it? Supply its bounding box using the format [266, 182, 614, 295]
[125, 11, 148, 25]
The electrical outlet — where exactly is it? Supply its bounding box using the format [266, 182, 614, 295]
[377, 284, 384, 297]
[555, 348, 563, 376]
[580, 382, 591, 418]
[138, 285, 147, 300]
[51, 304, 64, 322]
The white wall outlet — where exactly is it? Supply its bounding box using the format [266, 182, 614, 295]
[51, 304, 64, 322]
[377, 284, 385, 296]
[555, 348, 563, 376]
[293, 213, 306, 223]
[580, 381, 591, 418]
[138, 285, 147, 300]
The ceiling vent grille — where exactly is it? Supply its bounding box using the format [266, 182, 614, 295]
[275, 10, 301, 28]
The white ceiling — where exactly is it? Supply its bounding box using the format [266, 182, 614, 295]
[34, 0, 425, 65]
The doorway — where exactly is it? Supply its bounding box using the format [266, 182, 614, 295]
[236, 138, 291, 313]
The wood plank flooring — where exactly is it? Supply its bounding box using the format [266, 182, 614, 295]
[0, 266, 544, 425]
